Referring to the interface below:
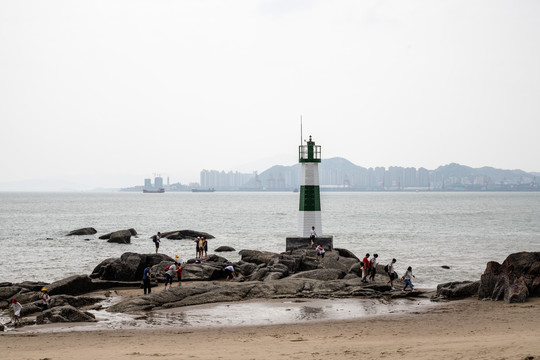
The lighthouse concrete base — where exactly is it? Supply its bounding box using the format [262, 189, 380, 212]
[285, 236, 333, 252]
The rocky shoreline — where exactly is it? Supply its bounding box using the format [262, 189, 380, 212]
[1, 249, 539, 331]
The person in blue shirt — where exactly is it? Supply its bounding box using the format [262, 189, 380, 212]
[142, 264, 152, 294]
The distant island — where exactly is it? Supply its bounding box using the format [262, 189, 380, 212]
[122, 158, 539, 192]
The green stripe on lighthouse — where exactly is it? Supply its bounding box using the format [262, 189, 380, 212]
[299, 185, 321, 211]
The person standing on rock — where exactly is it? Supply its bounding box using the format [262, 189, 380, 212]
[315, 245, 325, 264]
[310, 226, 317, 248]
[40, 287, 51, 309]
[194, 237, 201, 259]
[386, 258, 397, 290]
[362, 253, 370, 283]
[402, 266, 415, 291]
[202, 237, 208, 259]
[369, 254, 379, 282]
[153, 232, 161, 254]
[143, 264, 152, 295]
[164, 262, 177, 291]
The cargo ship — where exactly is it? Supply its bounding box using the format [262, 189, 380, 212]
[143, 188, 165, 193]
[191, 188, 215, 193]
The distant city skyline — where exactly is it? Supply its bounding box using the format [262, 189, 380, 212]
[1, 157, 538, 192]
[1, 1, 539, 190]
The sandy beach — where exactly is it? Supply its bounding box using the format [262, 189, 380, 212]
[1, 293, 539, 360]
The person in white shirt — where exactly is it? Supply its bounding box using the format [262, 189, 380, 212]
[310, 226, 317, 248]
[10, 298, 23, 326]
[402, 266, 415, 291]
[164, 263, 177, 291]
[386, 258, 397, 290]
[225, 265, 236, 281]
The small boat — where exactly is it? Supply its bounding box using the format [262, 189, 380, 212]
[143, 188, 165, 193]
[191, 188, 215, 193]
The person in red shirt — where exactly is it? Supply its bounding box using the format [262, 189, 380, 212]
[362, 253, 370, 283]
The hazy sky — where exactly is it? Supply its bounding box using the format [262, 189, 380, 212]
[1, 1, 539, 189]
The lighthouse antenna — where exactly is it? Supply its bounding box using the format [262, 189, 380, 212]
[300, 115, 303, 145]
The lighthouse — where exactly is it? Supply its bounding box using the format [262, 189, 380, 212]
[298, 135, 322, 237]
[286, 135, 333, 251]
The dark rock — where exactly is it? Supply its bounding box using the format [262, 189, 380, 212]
[36, 305, 96, 324]
[436, 281, 480, 299]
[181, 262, 226, 281]
[161, 230, 215, 240]
[239, 250, 280, 265]
[441, 265, 451, 269]
[505, 277, 529, 303]
[289, 268, 346, 281]
[478, 252, 540, 303]
[334, 248, 360, 261]
[0, 286, 23, 301]
[348, 262, 362, 276]
[234, 261, 258, 277]
[205, 254, 229, 263]
[107, 230, 132, 244]
[67, 227, 97, 236]
[215, 246, 236, 252]
[91, 252, 173, 281]
[47, 275, 95, 296]
[49, 294, 104, 308]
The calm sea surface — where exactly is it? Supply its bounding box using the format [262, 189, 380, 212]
[1, 191, 539, 288]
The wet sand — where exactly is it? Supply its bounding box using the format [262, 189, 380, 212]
[1, 292, 539, 360]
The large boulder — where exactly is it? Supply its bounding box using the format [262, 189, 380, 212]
[334, 248, 360, 261]
[67, 227, 97, 236]
[289, 268, 346, 281]
[36, 305, 96, 324]
[181, 262, 227, 281]
[91, 252, 173, 281]
[47, 275, 95, 296]
[215, 246, 236, 252]
[99, 229, 136, 241]
[161, 230, 215, 240]
[239, 250, 280, 265]
[478, 252, 540, 303]
[436, 281, 480, 299]
[108, 230, 132, 244]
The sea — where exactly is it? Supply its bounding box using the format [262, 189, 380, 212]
[1, 191, 539, 289]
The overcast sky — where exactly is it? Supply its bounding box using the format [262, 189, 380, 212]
[1, 1, 539, 190]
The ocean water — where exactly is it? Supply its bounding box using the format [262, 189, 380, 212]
[0, 191, 539, 288]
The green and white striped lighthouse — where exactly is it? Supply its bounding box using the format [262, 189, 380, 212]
[298, 135, 322, 237]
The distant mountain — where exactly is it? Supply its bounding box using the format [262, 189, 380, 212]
[241, 158, 538, 191]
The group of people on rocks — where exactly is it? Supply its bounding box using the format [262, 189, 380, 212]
[142, 254, 184, 294]
[360, 253, 415, 291]
[310, 226, 416, 292]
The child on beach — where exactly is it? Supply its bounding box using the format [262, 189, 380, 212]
[10, 298, 23, 326]
[40, 287, 51, 309]
[402, 266, 415, 291]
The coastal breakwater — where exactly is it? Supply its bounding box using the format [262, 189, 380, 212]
[1, 249, 539, 330]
